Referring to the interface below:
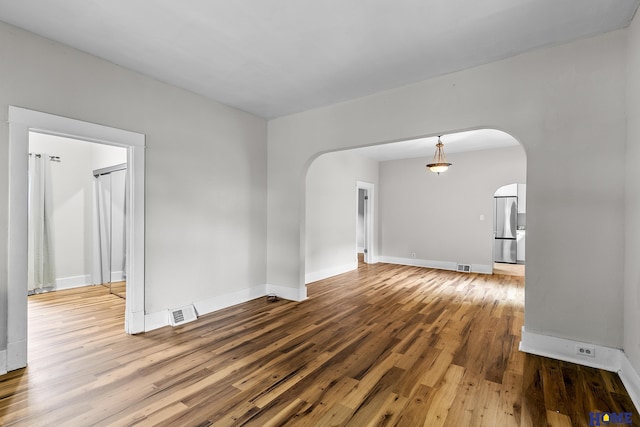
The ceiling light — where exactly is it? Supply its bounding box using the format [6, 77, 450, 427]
[426, 136, 452, 175]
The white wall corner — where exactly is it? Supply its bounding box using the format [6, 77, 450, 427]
[266, 283, 307, 302]
[519, 327, 622, 372]
[0, 350, 7, 375]
[128, 310, 145, 335]
[619, 355, 640, 413]
[305, 262, 358, 284]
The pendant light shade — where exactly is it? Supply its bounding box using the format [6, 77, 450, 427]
[426, 136, 452, 175]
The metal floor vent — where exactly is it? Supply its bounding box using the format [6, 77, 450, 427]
[456, 264, 472, 273]
[169, 305, 197, 326]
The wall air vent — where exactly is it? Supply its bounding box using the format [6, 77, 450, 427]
[168, 305, 197, 327]
[456, 264, 471, 273]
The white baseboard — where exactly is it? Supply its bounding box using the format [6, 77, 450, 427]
[145, 284, 278, 332]
[55, 274, 126, 291]
[0, 349, 6, 375]
[144, 283, 308, 333]
[7, 339, 27, 371]
[472, 264, 493, 274]
[194, 285, 266, 318]
[111, 271, 125, 282]
[519, 327, 621, 371]
[56, 274, 92, 290]
[144, 310, 169, 333]
[520, 327, 640, 412]
[619, 355, 640, 412]
[266, 283, 307, 301]
[305, 262, 358, 284]
[378, 256, 492, 275]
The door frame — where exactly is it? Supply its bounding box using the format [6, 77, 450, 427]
[356, 181, 376, 264]
[5, 106, 145, 373]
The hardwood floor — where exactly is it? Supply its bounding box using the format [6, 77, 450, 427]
[493, 263, 525, 277]
[0, 263, 636, 426]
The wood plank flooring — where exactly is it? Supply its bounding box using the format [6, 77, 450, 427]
[0, 262, 637, 426]
[493, 263, 525, 277]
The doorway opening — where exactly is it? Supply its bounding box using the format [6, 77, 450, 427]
[356, 181, 375, 265]
[93, 162, 128, 299]
[5, 106, 145, 374]
[28, 132, 128, 300]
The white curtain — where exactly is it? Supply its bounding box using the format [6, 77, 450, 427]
[28, 154, 56, 293]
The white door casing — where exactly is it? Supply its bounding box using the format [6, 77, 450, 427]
[5, 106, 145, 373]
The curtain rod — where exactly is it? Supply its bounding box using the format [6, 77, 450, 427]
[29, 153, 61, 162]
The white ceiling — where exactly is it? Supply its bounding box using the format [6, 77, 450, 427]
[0, 1, 638, 119]
[353, 129, 520, 161]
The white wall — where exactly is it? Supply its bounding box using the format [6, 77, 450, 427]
[28, 133, 127, 289]
[625, 14, 640, 375]
[0, 21, 267, 351]
[379, 146, 525, 272]
[305, 150, 378, 282]
[268, 29, 626, 348]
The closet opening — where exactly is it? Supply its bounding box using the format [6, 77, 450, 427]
[94, 163, 128, 299]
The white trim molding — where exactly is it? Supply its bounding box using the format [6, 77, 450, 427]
[378, 256, 492, 274]
[520, 327, 640, 412]
[305, 262, 358, 284]
[520, 327, 622, 371]
[55, 275, 92, 290]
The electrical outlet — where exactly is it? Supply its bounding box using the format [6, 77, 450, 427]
[411, 252, 417, 258]
[575, 344, 596, 358]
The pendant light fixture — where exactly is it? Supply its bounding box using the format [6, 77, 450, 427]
[426, 136, 452, 175]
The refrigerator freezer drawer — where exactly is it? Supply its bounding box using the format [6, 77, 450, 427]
[495, 238, 517, 264]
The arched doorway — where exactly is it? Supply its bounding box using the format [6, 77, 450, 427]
[303, 128, 526, 287]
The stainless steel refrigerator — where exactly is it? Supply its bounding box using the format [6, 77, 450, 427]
[494, 196, 517, 263]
